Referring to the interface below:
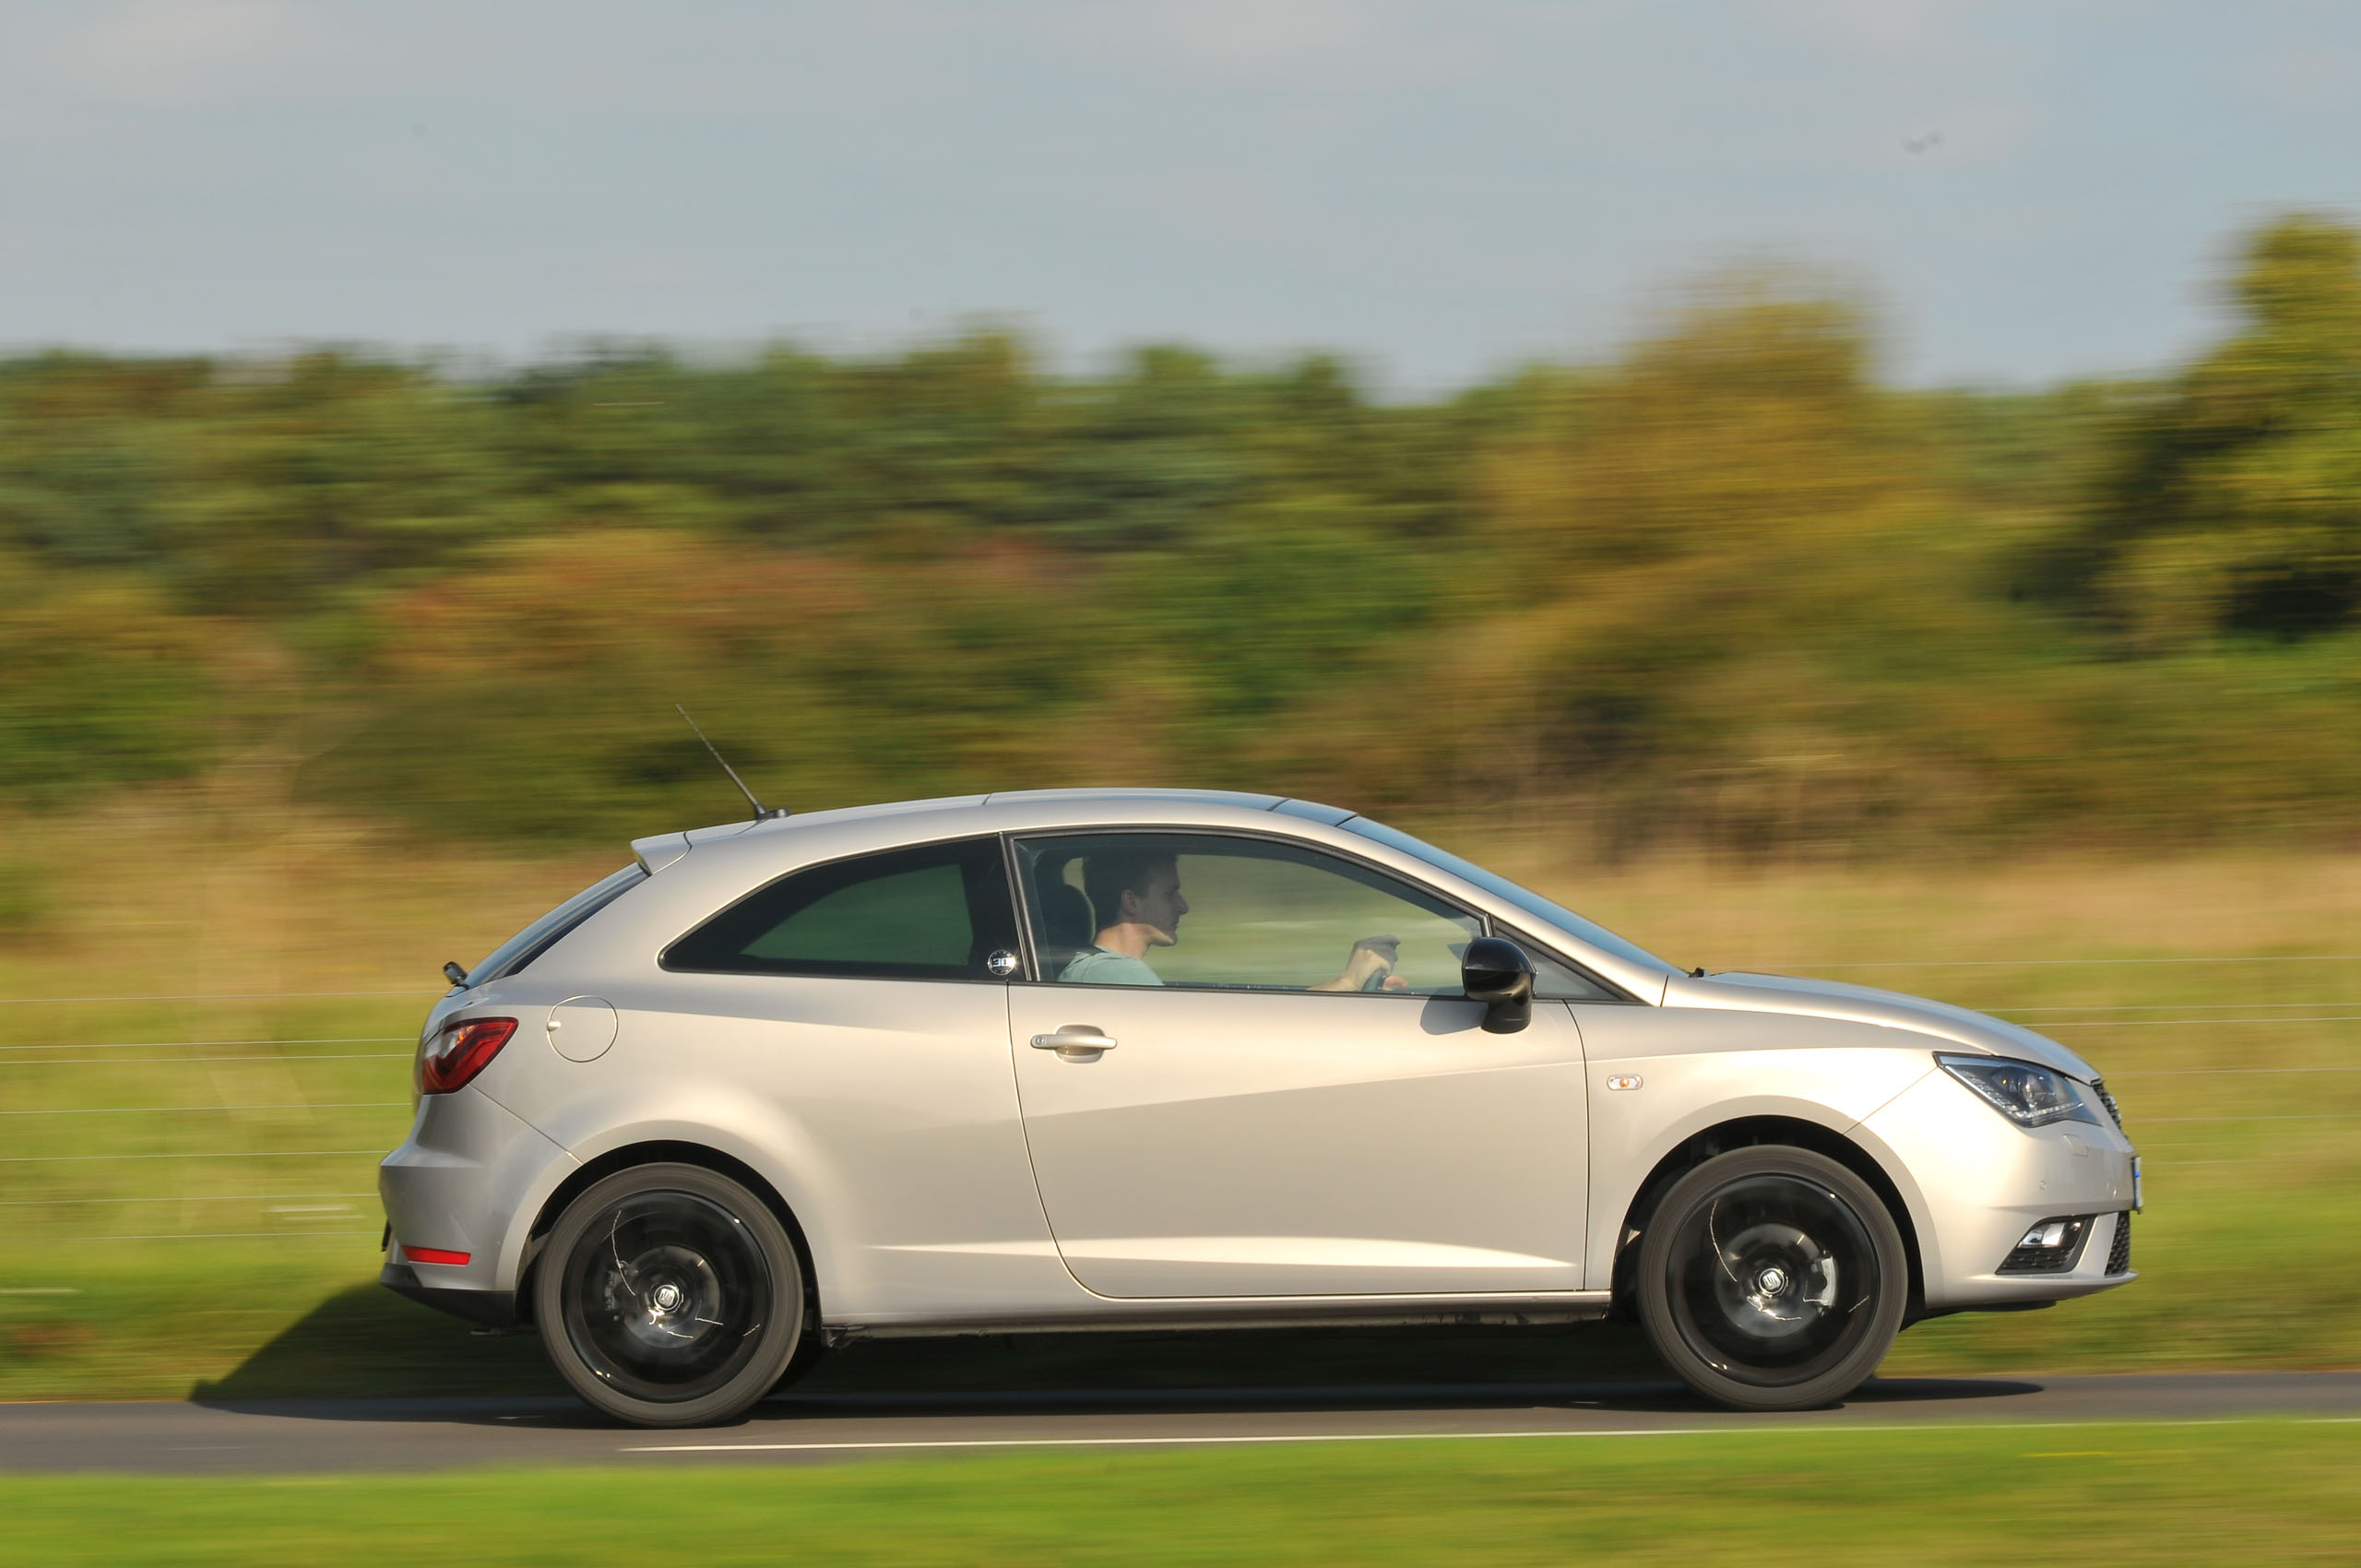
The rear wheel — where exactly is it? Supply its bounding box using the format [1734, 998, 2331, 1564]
[1635, 1146, 1906, 1411]
[534, 1163, 808, 1428]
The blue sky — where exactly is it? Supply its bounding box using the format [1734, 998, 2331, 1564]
[2, 1, 2356, 390]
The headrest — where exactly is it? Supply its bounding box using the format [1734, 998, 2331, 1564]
[1041, 881, 1095, 948]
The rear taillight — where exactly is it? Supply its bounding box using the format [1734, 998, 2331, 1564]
[418, 1016, 518, 1094]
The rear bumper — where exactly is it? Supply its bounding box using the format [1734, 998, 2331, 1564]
[379, 1084, 574, 1296]
[379, 1258, 521, 1329]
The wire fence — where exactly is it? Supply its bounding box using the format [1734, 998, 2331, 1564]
[0, 1036, 414, 1052]
[2013, 1004, 2361, 1016]
[0, 953, 2350, 1009]
[0, 1149, 391, 1164]
[0, 1193, 375, 1206]
[2110, 1065, 2361, 1076]
[1798, 956, 2361, 969]
[60, 1231, 386, 1242]
[0, 1054, 413, 1066]
[4, 963, 2354, 1244]
[2038, 1016, 2361, 1028]
[0, 1102, 407, 1117]
[0, 989, 433, 1006]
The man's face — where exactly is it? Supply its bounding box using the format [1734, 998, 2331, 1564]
[1125, 861, 1187, 947]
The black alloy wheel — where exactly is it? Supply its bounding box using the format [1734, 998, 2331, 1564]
[534, 1163, 809, 1428]
[1635, 1146, 1907, 1411]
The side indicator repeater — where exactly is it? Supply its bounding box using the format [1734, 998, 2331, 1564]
[1607, 1074, 1644, 1092]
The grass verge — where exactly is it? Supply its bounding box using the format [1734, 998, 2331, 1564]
[3, 1421, 2356, 1565]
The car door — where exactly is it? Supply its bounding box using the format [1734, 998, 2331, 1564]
[1006, 830, 1590, 1299]
[653, 835, 1055, 1314]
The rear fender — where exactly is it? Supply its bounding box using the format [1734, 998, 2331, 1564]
[493, 1093, 848, 1307]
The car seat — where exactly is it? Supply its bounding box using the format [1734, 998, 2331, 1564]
[1036, 881, 1097, 978]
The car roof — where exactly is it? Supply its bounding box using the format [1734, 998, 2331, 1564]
[638, 789, 1350, 863]
[982, 787, 1285, 810]
[682, 787, 1322, 836]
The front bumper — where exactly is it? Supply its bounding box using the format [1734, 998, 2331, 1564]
[1862, 1067, 2139, 1310]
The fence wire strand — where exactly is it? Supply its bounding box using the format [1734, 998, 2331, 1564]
[5, 956, 2354, 1246]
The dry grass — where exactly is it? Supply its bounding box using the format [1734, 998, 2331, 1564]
[4, 797, 2357, 1396]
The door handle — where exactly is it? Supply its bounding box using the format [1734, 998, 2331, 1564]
[1031, 1028, 1117, 1056]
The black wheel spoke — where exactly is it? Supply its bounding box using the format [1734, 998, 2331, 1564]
[559, 1190, 775, 1405]
[535, 1163, 812, 1428]
[1666, 1172, 1881, 1390]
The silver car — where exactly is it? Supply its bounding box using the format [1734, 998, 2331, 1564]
[380, 789, 2139, 1427]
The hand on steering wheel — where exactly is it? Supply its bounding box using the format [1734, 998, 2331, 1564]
[1346, 934, 1408, 992]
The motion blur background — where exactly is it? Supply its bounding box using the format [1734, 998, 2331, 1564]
[6, 1, 2361, 858]
[1, 0, 2358, 1443]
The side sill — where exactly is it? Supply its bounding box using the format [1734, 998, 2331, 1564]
[380, 1260, 521, 1330]
[824, 1293, 1615, 1346]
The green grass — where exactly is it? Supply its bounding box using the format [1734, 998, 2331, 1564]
[4, 826, 2358, 1400]
[2, 1422, 2355, 1564]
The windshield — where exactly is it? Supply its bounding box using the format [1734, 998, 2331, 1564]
[464, 864, 648, 986]
[1339, 818, 1683, 979]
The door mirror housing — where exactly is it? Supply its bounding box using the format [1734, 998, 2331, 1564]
[1462, 937, 1535, 1034]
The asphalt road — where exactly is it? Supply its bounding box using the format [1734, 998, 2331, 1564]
[2, 1372, 2355, 1473]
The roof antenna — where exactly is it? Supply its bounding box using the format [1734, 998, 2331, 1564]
[675, 705, 789, 821]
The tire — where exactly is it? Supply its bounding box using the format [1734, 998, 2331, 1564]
[1634, 1146, 1907, 1412]
[534, 1163, 808, 1428]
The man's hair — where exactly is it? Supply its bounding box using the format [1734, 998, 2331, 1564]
[1083, 848, 1175, 935]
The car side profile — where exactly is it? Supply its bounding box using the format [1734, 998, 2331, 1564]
[379, 789, 2140, 1427]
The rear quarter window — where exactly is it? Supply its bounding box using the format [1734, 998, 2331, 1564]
[662, 837, 1019, 981]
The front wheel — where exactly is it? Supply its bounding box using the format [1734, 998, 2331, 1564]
[534, 1163, 808, 1428]
[1635, 1146, 1907, 1411]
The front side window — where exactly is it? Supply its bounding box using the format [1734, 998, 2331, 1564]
[1500, 924, 1626, 1003]
[1017, 833, 1481, 993]
[1340, 814, 1681, 980]
[663, 837, 1019, 980]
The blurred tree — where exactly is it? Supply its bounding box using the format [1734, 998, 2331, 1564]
[1475, 279, 1891, 571]
[0, 554, 227, 798]
[0, 354, 206, 567]
[2062, 214, 2361, 647]
[1, 232, 2357, 856]
[300, 531, 1116, 840]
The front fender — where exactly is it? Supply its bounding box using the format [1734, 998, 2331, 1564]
[1577, 1009, 1940, 1289]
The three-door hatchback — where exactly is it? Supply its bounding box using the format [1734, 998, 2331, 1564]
[381, 789, 2139, 1426]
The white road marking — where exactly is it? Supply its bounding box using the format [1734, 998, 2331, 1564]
[631, 1428, 1725, 1454]
[623, 1413, 2361, 1455]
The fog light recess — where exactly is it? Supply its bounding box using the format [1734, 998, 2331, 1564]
[1997, 1215, 2095, 1275]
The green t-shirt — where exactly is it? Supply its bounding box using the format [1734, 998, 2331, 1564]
[1059, 948, 1164, 986]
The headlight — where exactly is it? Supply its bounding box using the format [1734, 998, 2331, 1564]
[1936, 1053, 2102, 1129]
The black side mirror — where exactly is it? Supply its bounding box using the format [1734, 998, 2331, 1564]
[1462, 937, 1534, 1034]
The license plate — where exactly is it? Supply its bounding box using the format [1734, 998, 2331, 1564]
[2131, 1155, 2143, 1213]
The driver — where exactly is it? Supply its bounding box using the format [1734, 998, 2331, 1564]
[1058, 849, 1408, 991]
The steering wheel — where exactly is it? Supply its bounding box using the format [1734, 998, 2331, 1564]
[1352, 935, 1404, 992]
